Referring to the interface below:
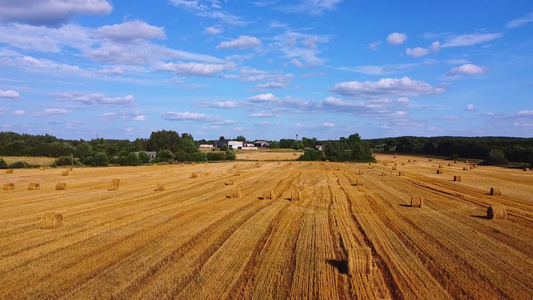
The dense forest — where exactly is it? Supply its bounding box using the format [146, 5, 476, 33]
[1, 131, 532, 167]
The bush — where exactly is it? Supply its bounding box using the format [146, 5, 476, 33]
[119, 152, 141, 166]
[269, 141, 279, 149]
[175, 151, 207, 162]
[109, 156, 120, 165]
[55, 156, 72, 166]
[156, 149, 174, 162]
[92, 152, 109, 167]
[297, 149, 323, 161]
[226, 149, 236, 161]
[138, 151, 151, 164]
[206, 152, 226, 161]
[9, 161, 30, 169]
[0, 158, 7, 169]
[482, 149, 508, 165]
[83, 156, 94, 166]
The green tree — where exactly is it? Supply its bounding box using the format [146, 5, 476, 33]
[120, 152, 141, 166]
[147, 130, 181, 152]
[269, 141, 279, 149]
[55, 156, 72, 166]
[0, 158, 8, 169]
[179, 138, 197, 153]
[92, 152, 109, 167]
[156, 149, 174, 162]
[138, 151, 151, 164]
[226, 149, 236, 161]
[482, 149, 508, 165]
[235, 135, 246, 142]
[74, 143, 92, 160]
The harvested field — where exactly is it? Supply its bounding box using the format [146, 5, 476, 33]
[0, 154, 532, 299]
[236, 151, 303, 161]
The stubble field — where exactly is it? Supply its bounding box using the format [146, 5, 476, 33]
[0, 154, 532, 299]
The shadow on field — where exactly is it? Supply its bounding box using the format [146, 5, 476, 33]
[471, 214, 490, 220]
[398, 204, 411, 208]
[326, 259, 348, 275]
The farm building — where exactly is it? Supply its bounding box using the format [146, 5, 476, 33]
[215, 141, 244, 149]
[134, 151, 157, 158]
[254, 140, 270, 148]
[198, 144, 214, 149]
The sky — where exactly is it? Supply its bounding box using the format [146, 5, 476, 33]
[0, 0, 532, 141]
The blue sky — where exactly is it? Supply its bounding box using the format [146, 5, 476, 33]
[0, 0, 532, 141]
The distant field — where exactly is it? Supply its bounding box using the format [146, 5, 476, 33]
[1, 156, 56, 166]
[0, 154, 532, 299]
[236, 150, 303, 160]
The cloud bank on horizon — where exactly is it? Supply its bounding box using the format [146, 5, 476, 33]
[0, 0, 531, 140]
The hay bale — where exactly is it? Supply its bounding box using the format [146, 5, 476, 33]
[348, 247, 372, 276]
[356, 179, 364, 186]
[413, 159, 416, 162]
[487, 206, 507, 220]
[155, 184, 165, 191]
[6, 169, 13, 173]
[263, 190, 274, 200]
[438, 165, 443, 169]
[28, 183, 40, 190]
[190, 172, 198, 178]
[401, 162, 405, 166]
[437, 169, 443, 174]
[234, 171, 241, 176]
[469, 166, 473, 170]
[524, 168, 530, 171]
[39, 166, 46, 171]
[429, 159, 432, 162]
[398, 171, 405, 176]
[368, 162, 372, 166]
[290, 190, 301, 201]
[232, 164, 237, 168]
[3, 183, 15, 190]
[358, 170, 364, 175]
[454, 175, 461, 182]
[349, 177, 357, 186]
[55, 183, 67, 190]
[41, 212, 63, 229]
[225, 179, 234, 186]
[408, 159, 411, 162]
[381, 172, 388, 177]
[473, 165, 477, 169]
[411, 196, 423, 208]
[490, 187, 502, 196]
[108, 178, 120, 191]
[152, 163, 157, 166]
[62, 171, 69, 176]
[326, 160, 330, 163]
[448, 163, 452, 167]
[463, 167, 468, 171]
[394, 163, 397, 166]
[465, 160, 469, 163]
[392, 166, 397, 170]
[454, 160, 458, 163]
[230, 188, 242, 198]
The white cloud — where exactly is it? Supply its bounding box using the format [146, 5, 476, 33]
[447, 64, 486, 76]
[34, 108, 70, 116]
[301, 35, 319, 49]
[321, 122, 335, 127]
[0, 53, 90, 76]
[200, 101, 241, 109]
[157, 61, 235, 76]
[330, 77, 445, 98]
[367, 41, 381, 51]
[161, 111, 234, 124]
[247, 93, 279, 103]
[205, 26, 223, 35]
[249, 111, 280, 117]
[51, 92, 134, 105]
[96, 21, 166, 42]
[406, 47, 431, 58]
[271, 32, 329, 67]
[442, 33, 502, 48]
[517, 110, 533, 116]
[507, 12, 533, 28]
[387, 32, 407, 45]
[430, 41, 441, 52]
[13, 110, 25, 115]
[466, 104, 475, 111]
[0, 89, 20, 99]
[282, 0, 343, 15]
[441, 115, 459, 120]
[101, 111, 145, 121]
[169, 0, 245, 25]
[290, 58, 305, 68]
[254, 81, 288, 89]
[0, 0, 112, 26]
[216, 35, 261, 49]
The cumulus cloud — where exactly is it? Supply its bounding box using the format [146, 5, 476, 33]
[34, 108, 70, 116]
[430, 41, 441, 52]
[254, 82, 288, 89]
[249, 111, 281, 117]
[282, 0, 343, 15]
[442, 33, 502, 47]
[101, 111, 145, 121]
[330, 77, 445, 98]
[161, 111, 234, 124]
[0, 52, 90, 76]
[199, 101, 241, 109]
[96, 21, 166, 42]
[507, 12, 533, 28]
[0, 89, 20, 99]
[406, 47, 431, 58]
[169, 0, 245, 25]
[447, 64, 486, 76]
[51, 92, 134, 105]
[0, 0, 112, 26]
[13, 110, 25, 115]
[157, 61, 235, 76]
[387, 32, 407, 45]
[205, 26, 223, 35]
[271, 32, 329, 67]
[466, 104, 475, 111]
[247, 93, 279, 103]
[367, 41, 381, 51]
[517, 110, 533, 116]
[216, 35, 261, 49]
[321, 122, 335, 127]
[221, 67, 293, 88]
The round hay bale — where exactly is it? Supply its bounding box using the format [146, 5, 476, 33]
[401, 162, 405, 166]
[413, 159, 416, 162]
[398, 171, 405, 176]
[368, 162, 372, 165]
[356, 179, 364, 186]
[381, 172, 388, 177]
[487, 205, 507, 220]
[437, 169, 443, 174]
[155, 184, 165, 191]
[454, 160, 458, 163]
[291, 190, 301, 201]
[448, 163, 452, 167]
[6, 169, 13, 173]
[263, 190, 274, 200]
[68, 167, 73, 171]
[28, 183, 40, 190]
[234, 171, 241, 176]
[463, 167, 468, 171]
[411, 195, 423, 208]
[41, 212, 63, 229]
[524, 167, 530, 171]
[408, 159, 411, 162]
[438, 165, 443, 168]
[454, 175, 461, 182]
[225, 179, 234, 186]
[190, 172, 198, 178]
[349, 177, 357, 186]
[429, 159, 432, 162]
[490, 187, 502, 196]
[358, 170, 364, 175]
[348, 247, 372, 276]
[3, 183, 15, 190]
[392, 166, 397, 170]
[39, 166, 46, 171]
[61, 171, 69, 176]
[152, 163, 157, 166]
[109, 178, 120, 191]
[55, 183, 67, 190]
